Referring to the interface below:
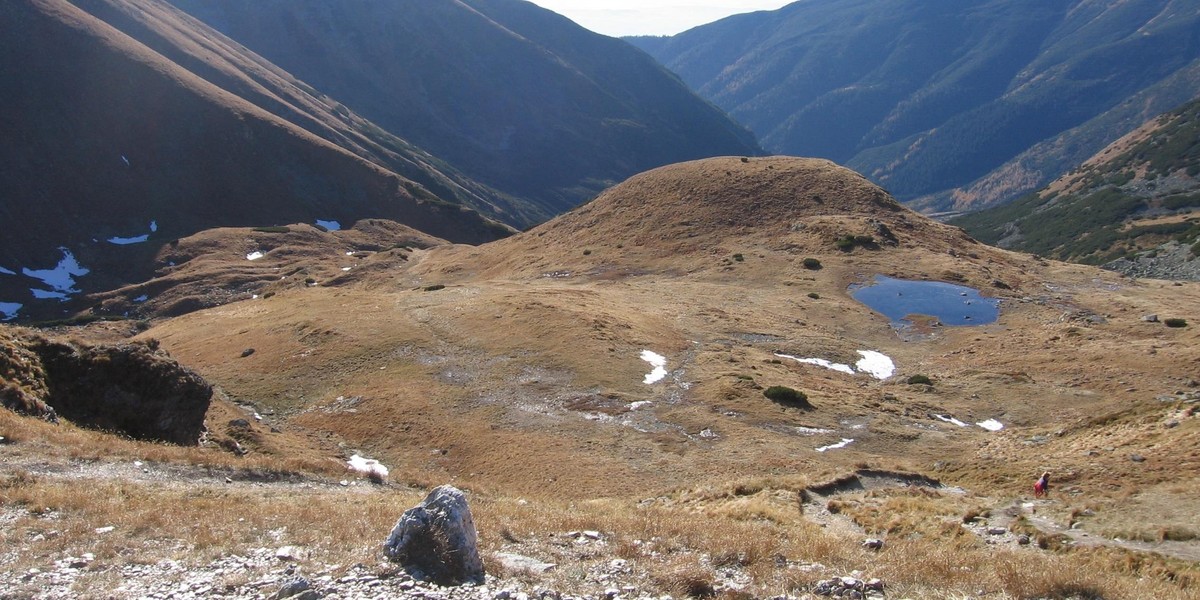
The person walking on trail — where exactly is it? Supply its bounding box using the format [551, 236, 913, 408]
[1033, 471, 1051, 498]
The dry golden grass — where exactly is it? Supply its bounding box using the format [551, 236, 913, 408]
[4, 157, 1199, 597]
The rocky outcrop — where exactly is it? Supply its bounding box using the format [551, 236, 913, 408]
[383, 485, 485, 586]
[0, 328, 211, 445]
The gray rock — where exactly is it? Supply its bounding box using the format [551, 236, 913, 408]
[494, 552, 557, 574]
[861, 538, 884, 551]
[1142, 314, 1159, 323]
[384, 484, 485, 585]
[270, 577, 314, 600]
[1130, 454, 1146, 463]
[987, 527, 1008, 535]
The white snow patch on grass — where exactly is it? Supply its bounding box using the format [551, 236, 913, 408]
[347, 454, 389, 479]
[246, 251, 266, 261]
[775, 354, 854, 375]
[31, 289, 68, 300]
[854, 351, 894, 379]
[0, 266, 14, 275]
[976, 419, 1004, 432]
[0, 303, 21, 320]
[934, 414, 969, 427]
[317, 220, 341, 231]
[628, 401, 653, 410]
[640, 350, 668, 384]
[108, 234, 149, 245]
[341, 267, 352, 271]
[133, 295, 148, 303]
[776, 351, 895, 380]
[816, 438, 854, 452]
[23, 248, 89, 293]
[794, 426, 834, 436]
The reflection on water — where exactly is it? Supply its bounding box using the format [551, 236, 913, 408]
[851, 275, 999, 327]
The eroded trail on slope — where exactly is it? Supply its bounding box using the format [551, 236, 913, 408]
[800, 470, 1200, 563]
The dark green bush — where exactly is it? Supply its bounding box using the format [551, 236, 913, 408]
[807, 292, 820, 299]
[763, 386, 811, 408]
[835, 236, 856, 251]
[732, 253, 745, 262]
[253, 226, 291, 233]
[583, 249, 592, 256]
[802, 257, 822, 270]
[1164, 318, 1188, 328]
[906, 374, 933, 385]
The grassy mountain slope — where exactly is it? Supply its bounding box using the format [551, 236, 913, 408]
[0, 0, 511, 319]
[953, 96, 1200, 267]
[7, 156, 1197, 597]
[169, 0, 762, 216]
[63, 0, 527, 226]
[629, 0, 1200, 210]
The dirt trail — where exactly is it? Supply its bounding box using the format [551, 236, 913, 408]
[801, 470, 1200, 563]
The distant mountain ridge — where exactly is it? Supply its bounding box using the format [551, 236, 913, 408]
[629, 0, 1200, 212]
[0, 0, 511, 316]
[0, 0, 762, 321]
[168, 0, 762, 219]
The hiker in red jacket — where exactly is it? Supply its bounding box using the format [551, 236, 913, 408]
[1033, 471, 1050, 498]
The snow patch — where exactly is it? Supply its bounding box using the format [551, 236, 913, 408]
[934, 414, 969, 427]
[133, 295, 148, 303]
[23, 249, 88, 294]
[108, 234, 149, 245]
[0, 303, 21, 321]
[628, 401, 653, 410]
[816, 438, 854, 452]
[976, 419, 1004, 432]
[775, 351, 895, 380]
[150, 221, 158, 232]
[854, 351, 895, 380]
[31, 289, 68, 300]
[347, 454, 389, 479]
[0, 266, 14, 275]
[794, 426, 834, 436]
[640, 350, 668, 384]
[246, 251, 266, 261]
[341, 267, 352, 271]
[317, 220, 341, 231]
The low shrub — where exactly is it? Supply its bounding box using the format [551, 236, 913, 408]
[906, 374, 933, 385]
[423, 284, 446, 292]
[253, 226, 291, 234]
[732, 253, 745, 262]
[802, 257, 822, 270]
[763, 386, 811, 409]
[807, 292, 820, 299]
[1164, 318, 1188, 328]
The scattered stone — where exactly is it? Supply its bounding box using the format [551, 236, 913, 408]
[1142, 314, 1159, 323]
[241, 348, 256, 358]
[494, 553, 557, 574]
[383, 484, 485, 585]
[987, 527, 1008, 535]
[1130, 454, 1146, 463]
[862, 538, 884, 551]
[275, 546, 305, 561]
[270, 577, 315, 600]
[1017, 535, 1031, 545]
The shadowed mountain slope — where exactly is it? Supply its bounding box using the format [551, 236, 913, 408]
[629, 0, 1200, 212]
[954, 95, 1200, 271]
[168, 0, 762, 217]
[0, 0, 511, 320]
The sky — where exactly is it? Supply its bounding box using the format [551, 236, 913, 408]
[526, 1, 795, 37]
